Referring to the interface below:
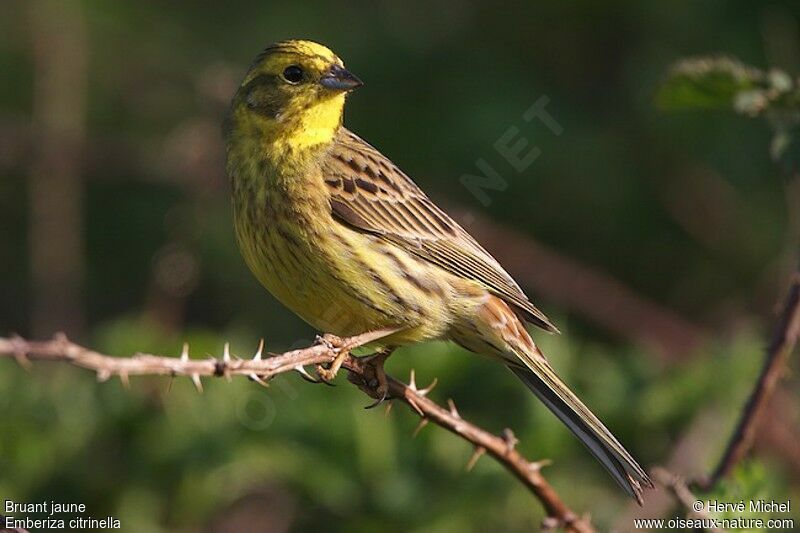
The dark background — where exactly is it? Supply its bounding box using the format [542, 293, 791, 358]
[1, 1, 798, 531]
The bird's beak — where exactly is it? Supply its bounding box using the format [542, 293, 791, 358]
[320, 64, 363, 92]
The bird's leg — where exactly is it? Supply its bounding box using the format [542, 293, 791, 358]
[314, 334, 350, 384]
[314, 327, 403, 385]
[359, 347, 395, 409]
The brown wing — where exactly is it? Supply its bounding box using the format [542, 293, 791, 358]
[322, 128, 559, 333]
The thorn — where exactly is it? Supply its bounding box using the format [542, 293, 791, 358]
[407, 395, 425, 417]
[412, 417, 429, 438]
[466, 446, 486, 471]
[191, 373, 203, 393]
[216, 343, 232, 382]
[9, 335, 32, 370]
[502, 428, 519, 453]
[119, 372, 130, 390]
[13, 353, 32, 370]
[408, 368, 418, 391]
[248, 373, 270, 388]
[255, 338, 265, 360]
[384, 401, 394, 417]
[530, 459, 552, 472]
[541, 516, 560, 532]
[166, 376, 175, 393]
[447, 399, 460, 419]
[96, 369, 111, 383]
[251, 340, 263, 361]
[53, 331, 69, 343]
[223, 342, 231, 363]
[294, 365, 320, 383]
[181, 343, 190, 362]
[418, 377, 438, 396]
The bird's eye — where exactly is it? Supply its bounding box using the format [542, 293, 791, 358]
[282, 65, 304, 84]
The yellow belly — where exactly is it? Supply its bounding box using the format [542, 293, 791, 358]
[233, 198, 454, 346]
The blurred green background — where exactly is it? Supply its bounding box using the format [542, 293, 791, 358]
[1, 1, 799, 531]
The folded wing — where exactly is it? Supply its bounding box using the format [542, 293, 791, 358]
[322, 128, 559, 333]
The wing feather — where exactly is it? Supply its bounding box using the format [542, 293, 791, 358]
[323, 128, 559, 333]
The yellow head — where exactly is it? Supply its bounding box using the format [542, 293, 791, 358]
[225, 40, 362, 152]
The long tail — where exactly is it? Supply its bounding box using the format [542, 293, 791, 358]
[455, 294, 653, 501]
[508, 357, 653, 502]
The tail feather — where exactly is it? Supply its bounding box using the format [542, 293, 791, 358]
[508, 362, 653, 503]
[460, 293, 652, 501]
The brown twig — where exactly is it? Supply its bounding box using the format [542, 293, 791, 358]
[651, 468, 727, 533]
[346, 365, 590, 531]
[0, 332, 594, 533]
[697, 269, 800, 490]
[637, 268, 800, 527]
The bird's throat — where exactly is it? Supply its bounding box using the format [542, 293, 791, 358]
[258, 92, 346, 156]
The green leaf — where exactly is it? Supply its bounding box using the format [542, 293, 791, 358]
[657, 56, 765, 111]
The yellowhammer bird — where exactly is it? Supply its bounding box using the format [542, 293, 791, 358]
[225, 39, 653, 501]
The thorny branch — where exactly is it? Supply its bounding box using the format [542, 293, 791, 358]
[698, 267, 800, 490]
[651, 468, 726, 533]
[643, 266, 800, 525]
[0, 332, 594, 533]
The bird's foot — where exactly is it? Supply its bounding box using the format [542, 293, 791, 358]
[350, 348, 394, 409]
[314, 334, 349, 385]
